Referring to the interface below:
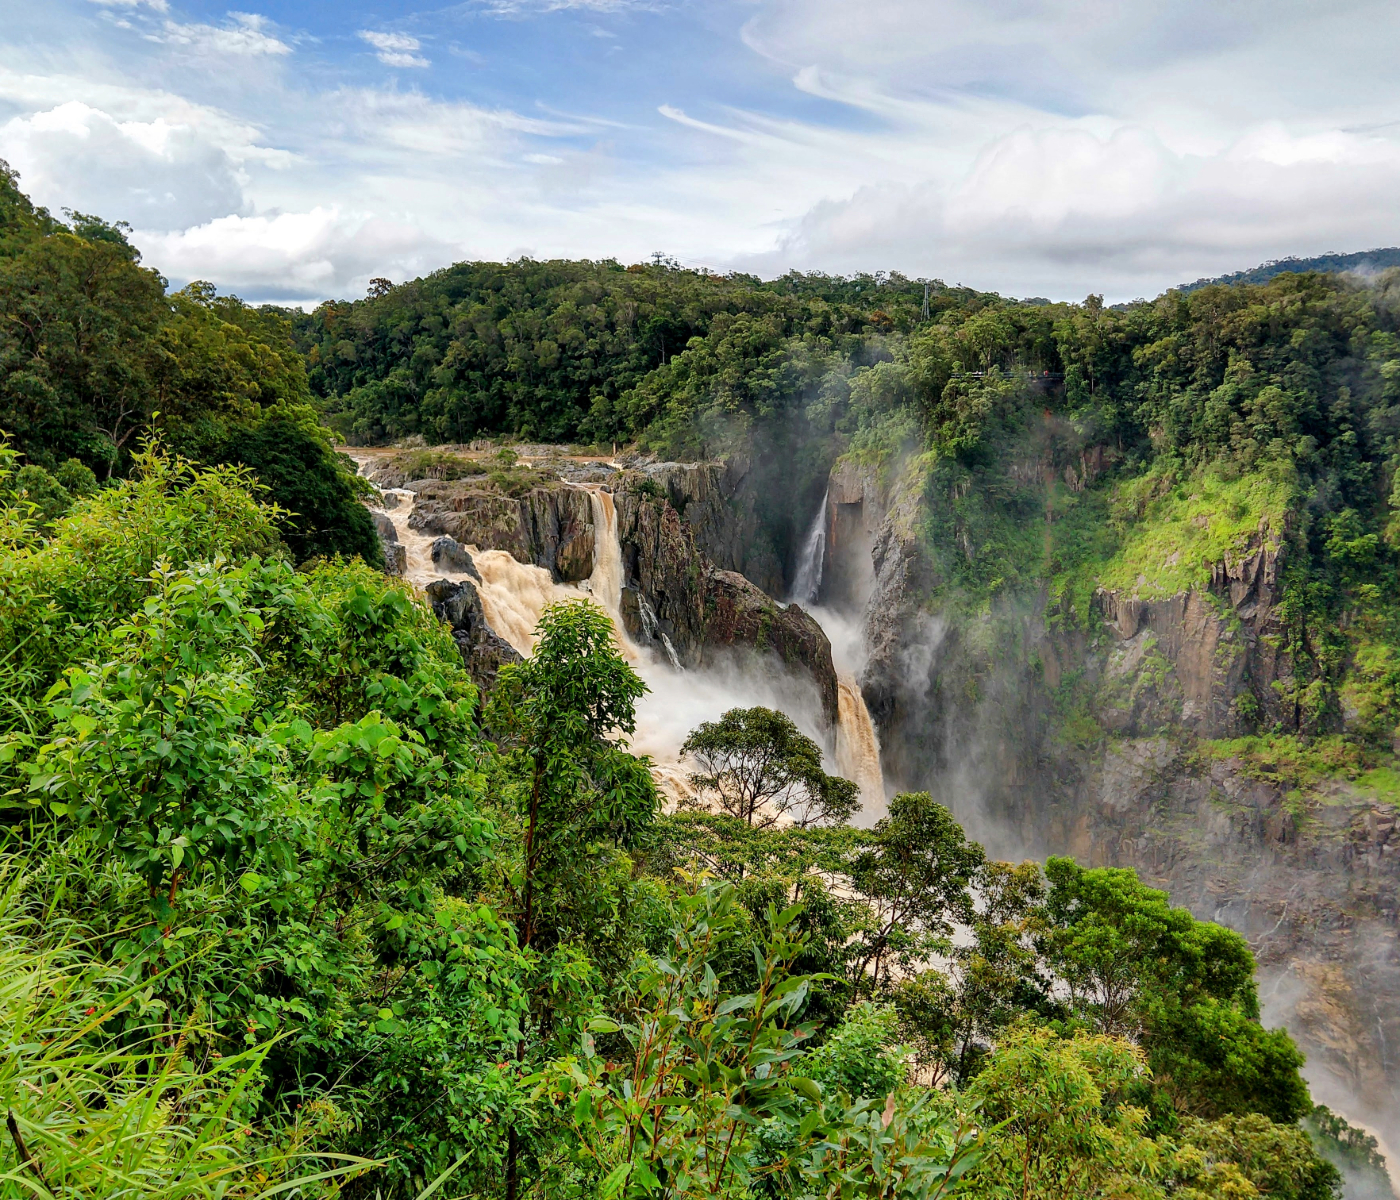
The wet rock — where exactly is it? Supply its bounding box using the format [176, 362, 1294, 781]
[382, 542, 407, 576]
[424, 577, 521, 691]
[430, 536, 481, 580]
[373, 511, 398, 543]
[614, 484, 839, 723]
[372, 510, 406, 576]
[616, 489, 708, 665]
[409, 480, 596, 581]
[701, 568, 840, 727]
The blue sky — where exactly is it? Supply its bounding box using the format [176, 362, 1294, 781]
[5, 0, 1400, 303]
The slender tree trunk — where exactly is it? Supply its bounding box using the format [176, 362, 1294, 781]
[507, 752, 545, 1200]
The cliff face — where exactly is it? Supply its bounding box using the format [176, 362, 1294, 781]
[625, 457, 787, 598]
[1092, 534, 1291, 738]
[424, 575, 522, 691]
[394, 467, 839, 726]
[408, 479, 597, 582]
[615, 482, 838, 726]
[833, 452, 1400, 1135]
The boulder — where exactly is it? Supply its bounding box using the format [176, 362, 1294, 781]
[382, 542, 407, 577]
[424, 578, 521, 691]
[408, 480, 596, 582]
[701, 568, 840, 727]
[430, 536, 481, 580]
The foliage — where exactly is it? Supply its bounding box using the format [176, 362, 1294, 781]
[962, 1025, 1163, 1200]
[0, 165, 374, 562]
[680, 706, 860, 829]
[0, 872, 374, 1198]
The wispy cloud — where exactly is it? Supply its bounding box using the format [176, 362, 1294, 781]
[468, 0, 662, 14]
[151, 13, 291, 56]
[87, 0, 168, 10]
[358, 31, 429, 68]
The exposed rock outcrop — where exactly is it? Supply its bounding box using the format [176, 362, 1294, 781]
[615, 490, 707, 666]
[372, 510, 407, 577]
[703, 568, 840, 726]
[430, 536, 480, 578]
[615, 485, 839, 724]
[1092, 533, 1288, 737]
[408, 480, 597, 582]
[632, 457, 785, 597]
[424, 577, 522, 691]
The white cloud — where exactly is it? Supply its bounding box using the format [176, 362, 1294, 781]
[151, 13, 291, 56]
[0, 99, 287, 231]
[358, 31, 429, 69]
[14, 0, 1400, 304]
[87, 0, 168, 9]
[135, 208, 456, 301]
[745, 121, 1400, 299]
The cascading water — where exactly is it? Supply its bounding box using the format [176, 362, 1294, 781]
[357, 454, 883, 819]
[790, 489, 828, 607]
[835, 680, 884, 812]
[787, 490, 886, 818]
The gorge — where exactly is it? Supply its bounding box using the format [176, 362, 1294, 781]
[361, 438, 1400, 1189]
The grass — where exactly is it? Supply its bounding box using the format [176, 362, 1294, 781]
[1096, 464, 1293, 599]
[0, 866, 375, 1198]
[1197, 732, 1368, 791]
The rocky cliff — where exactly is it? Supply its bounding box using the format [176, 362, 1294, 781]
[408, 479, 598, 582]
[386, 463, 839, 726]
[829, 451, 1400, 1140]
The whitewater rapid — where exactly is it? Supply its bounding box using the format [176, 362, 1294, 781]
[362, 464, 884, 818]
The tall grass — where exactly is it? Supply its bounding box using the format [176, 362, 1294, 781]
[0, 869, 373, 1198]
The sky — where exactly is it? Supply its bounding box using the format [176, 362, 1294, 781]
[3, 0, 1400, 305]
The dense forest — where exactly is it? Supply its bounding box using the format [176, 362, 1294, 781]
[1, 158, 1396, 1198]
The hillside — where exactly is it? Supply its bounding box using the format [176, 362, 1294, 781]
[1, 156, 1398, 1199]
[1179, 247, 1400, 292]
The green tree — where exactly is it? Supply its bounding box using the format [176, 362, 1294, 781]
[848, 793, 986, 997]
[1041, 858, 1310, 1122]
[680, 706, 860, 830]
[484, 599, 659, 1198]
[964, 1025, 1162, 1200]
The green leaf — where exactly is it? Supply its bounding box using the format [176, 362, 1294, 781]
[587, 1016, 621, 1033]
[238, 871, 264, 893]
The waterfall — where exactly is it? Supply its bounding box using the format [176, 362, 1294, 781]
[802, 603, 887, 821]
[789, 490, 828, 606]
[637, 591, 683, 670]
[357, 455, 871, 818]
[835, 679, 884, 813]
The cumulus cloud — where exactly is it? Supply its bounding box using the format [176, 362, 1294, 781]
[747, 120, 1400, 298]
[15, 0, 1400, 304]
[0, 100, 275, 231]
[135, 208, 457, 302]
[358, 31, 429, 69]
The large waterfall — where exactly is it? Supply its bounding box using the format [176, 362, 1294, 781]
[789, 491, 887, 820]
[789, 489, 828, 607]
[364, 462, 886, 820]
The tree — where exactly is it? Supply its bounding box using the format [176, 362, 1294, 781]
[964, 1026, 1163, 1200]
[215, 415, 380, 565]
[1041, 858, 1310, 1123]
[484, 599, 659, 1199]
[848, 792, 986, 997]
[680, 706, 859, 830]
[896, 860, 1056, 1088]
